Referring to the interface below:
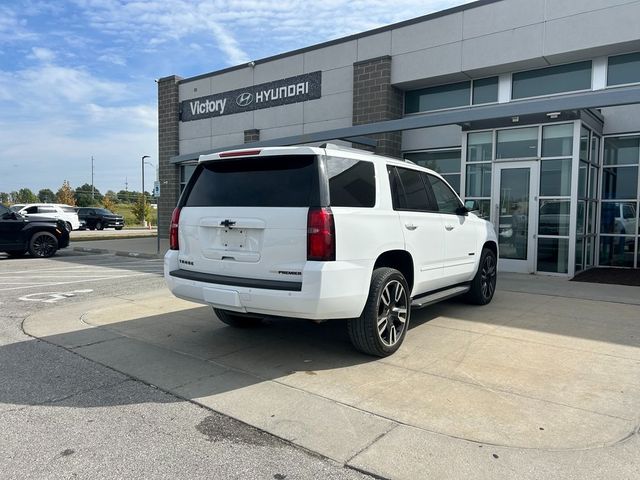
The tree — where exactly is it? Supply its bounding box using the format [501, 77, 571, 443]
[38, 188, 55, 203]
[104, 190, 118, 202]
[75, 183, 102, 207]
[117, 190, 134, 203]
[15, 188, 38, 204]
[102, 195, 116, 211]
[0, 192, 9, 206]
[56, 180, 76, 206]
[131, 194, 151, 225]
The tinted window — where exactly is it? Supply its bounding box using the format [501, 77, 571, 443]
[602, 167, 639, 199]
[25, 206, 38, 214]
[326, 157, 375, 207]
[38, 206, 56, 213]
[184, 155, 318, 207]
[405, 81, 470, 113]
[512, 61, 592, 99]
[427, 175, 461, 214]
[472, 77, 498, 104]
[60, 206, 77, 213]
[607, 52, 640, 86]
[0, 205, 9, 215]
[396, 167, 432, 211]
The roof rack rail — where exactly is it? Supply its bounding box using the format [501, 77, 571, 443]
[318, 142, 377, 155]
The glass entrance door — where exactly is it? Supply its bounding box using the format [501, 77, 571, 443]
[491, 161, 539, 273]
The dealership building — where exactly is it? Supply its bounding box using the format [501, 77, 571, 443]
[157, 0, 640, 276]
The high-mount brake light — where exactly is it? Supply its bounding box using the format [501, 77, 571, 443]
[169, 207, 181, 250]
[219, 149, 262, 158]
[307, 207, 335, 261]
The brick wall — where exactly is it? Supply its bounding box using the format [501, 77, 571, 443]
[157, 75, 182, 239]
[352, 56, 403, 158]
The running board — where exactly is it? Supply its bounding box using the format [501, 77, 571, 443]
[411, 285, 470, 309]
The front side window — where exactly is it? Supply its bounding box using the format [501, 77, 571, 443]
[427, 174, 461, 215]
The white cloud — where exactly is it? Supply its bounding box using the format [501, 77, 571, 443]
[29, 46, 56, 62]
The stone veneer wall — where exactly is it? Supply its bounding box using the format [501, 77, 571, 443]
[352, 56, 403, 158]
[157, 75, 182, 239]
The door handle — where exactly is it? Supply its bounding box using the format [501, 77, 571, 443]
[445, 224, 455, 231]
[405, 224, 418, 231]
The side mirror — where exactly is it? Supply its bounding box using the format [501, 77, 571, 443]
[464, 200, 480, 212]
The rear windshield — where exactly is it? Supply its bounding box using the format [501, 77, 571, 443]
[184, 155, 319, 207]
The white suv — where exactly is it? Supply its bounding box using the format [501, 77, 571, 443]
[11, 204, 81, 231]
[165, 144, 498, 356]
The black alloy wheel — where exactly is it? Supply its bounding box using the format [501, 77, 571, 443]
[29, 232, 58, 258]
[464, 247, 497, 305]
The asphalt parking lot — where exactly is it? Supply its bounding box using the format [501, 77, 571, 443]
[10, 250, 640, 479]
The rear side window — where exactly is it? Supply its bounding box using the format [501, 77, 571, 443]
[184, 155, 319, 207]
[326, 157, 375, 207]
[394, 167, 434, 211]
[38, 206, 57, 213]
[60, 206, 77, 213]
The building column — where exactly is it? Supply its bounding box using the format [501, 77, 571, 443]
[352, 56, 403, 158]
[157, 75, 182, 239]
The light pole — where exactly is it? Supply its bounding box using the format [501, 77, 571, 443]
[141, 155, 150, 226]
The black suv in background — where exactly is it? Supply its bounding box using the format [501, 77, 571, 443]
[77, 208, 125, 230]
[0, 205, 70, 257]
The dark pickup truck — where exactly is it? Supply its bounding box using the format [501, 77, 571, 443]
[0, 204, 70, 258]
[77, 207, 125, 230]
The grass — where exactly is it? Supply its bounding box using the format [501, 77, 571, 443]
[110, 204, 158, 228]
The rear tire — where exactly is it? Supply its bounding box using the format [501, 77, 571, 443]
[348, 268, 410, 357]
[464, 248, 497, 305]
[28, 232, 58, 258]
[65, 222, 72, 232]
[213, 308, 263, 328]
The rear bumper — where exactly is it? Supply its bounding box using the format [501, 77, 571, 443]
[164, 250, 371, 320]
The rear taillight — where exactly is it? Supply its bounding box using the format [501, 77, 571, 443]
[307, 207, 335, 261]
[169, 207, 181, 250]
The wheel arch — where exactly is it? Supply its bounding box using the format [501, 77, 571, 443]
[373, 250, 414, 293]
[483, 240, 498, 257]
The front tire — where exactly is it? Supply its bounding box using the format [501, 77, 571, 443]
[65, 222, 72, 232]
[29, 232, 58, 258]
[96, 221, 104, 230]
[115, 226, 123, 231]
[213, 308, 263, 328]
[465, 247, 497, 305]
[348, 268, 410, 357]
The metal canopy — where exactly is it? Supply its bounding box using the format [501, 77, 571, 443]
[171, 85, 640, 163]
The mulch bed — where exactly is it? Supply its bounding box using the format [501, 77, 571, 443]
[571, 267, 640, 287]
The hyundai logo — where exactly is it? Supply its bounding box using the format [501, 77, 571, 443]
[236, 92, 254, 107]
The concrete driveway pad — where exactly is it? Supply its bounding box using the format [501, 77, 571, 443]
[23, 279, 640, 474]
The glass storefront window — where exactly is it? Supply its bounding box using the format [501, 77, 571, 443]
[599, 236, 635, 267]
[578, 161, 588, 198]
[580, 126, 590, 161]
[540, 159, 572, 196]
[589, 165, 598, 199]
[575, 238, 584, 272]
[496, 127, 538, 159]
[590, 135, 600, 165]
[539, 199, 570, 236]
[602, 166, 638, 199]
[587, 202, 597, 234]
[586, 237, 594, 267]
[537, 238, 569, 273]
[577, 201, 585, 235]
[465, 163, 492, 197]
[607, 52, 640, 87]
[472, 77, 498, 105]
[603, 136, 640, 165]
[600, 202, 637, 235]
[472, 199, 491, 220]
[467, 132, 493, 162]
[542, 124, 573, 157]
[512, 61, 592, 99]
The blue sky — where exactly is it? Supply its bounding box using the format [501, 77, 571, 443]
[0, 0, 471, 195]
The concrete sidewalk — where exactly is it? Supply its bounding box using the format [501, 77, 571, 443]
[71, 236, 169, 258]
[23, 279, 640, 479]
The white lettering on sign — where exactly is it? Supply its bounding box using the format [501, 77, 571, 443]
[189, 98, 227, 116]
[255, 81, 309, 104]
